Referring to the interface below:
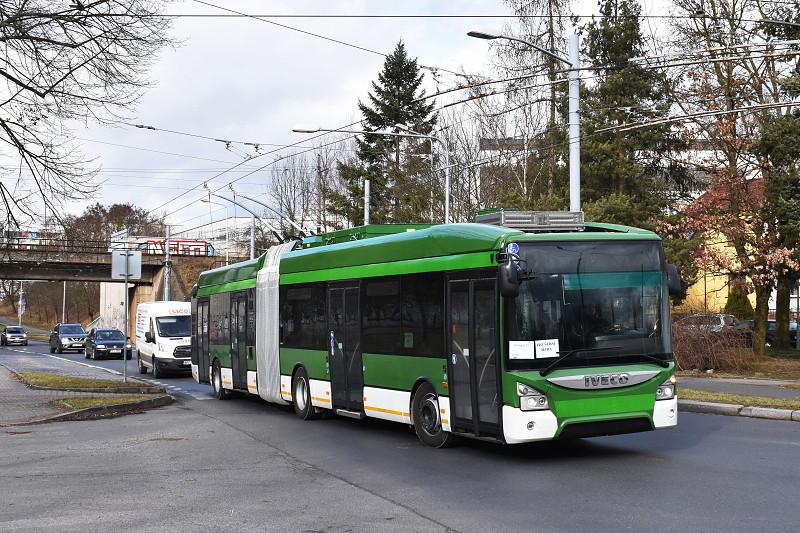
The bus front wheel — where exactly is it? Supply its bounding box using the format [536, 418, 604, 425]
[411, 383, 455, 448]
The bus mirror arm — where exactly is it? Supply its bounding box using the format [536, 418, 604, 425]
[666, 264, 684, 296]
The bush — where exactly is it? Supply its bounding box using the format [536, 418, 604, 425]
[724, 285, 754, 320]
[672, 325, 755, 373]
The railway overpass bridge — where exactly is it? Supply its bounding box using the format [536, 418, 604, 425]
[0, 240, 165, 284]
[0, 240, 221, 332]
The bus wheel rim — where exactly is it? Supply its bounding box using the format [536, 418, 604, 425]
[420, 393, 441, 436]
[295, 377, 307, 411]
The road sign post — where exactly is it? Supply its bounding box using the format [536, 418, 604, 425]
[112, 248, 142, 382]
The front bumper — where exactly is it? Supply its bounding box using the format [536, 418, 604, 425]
[60, 341, 85, 349]
[153, 356, 192, 371]
[502, 397, 678, 444]
[93, 347, 129, 358]
[6, 338, 27, 344]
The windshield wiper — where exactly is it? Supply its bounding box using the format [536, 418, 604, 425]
[540, 346, 622, 377]
[615, 352, 671, 368]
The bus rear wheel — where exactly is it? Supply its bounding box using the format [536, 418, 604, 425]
[211, 360, 229, 400]
[411, 382, 455, 448]
[292, 367, 317, 420]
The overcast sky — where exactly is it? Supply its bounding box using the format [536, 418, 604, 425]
[64, 0, 667, 236]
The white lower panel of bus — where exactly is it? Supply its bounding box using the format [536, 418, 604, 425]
[280, 375, 292, 401]
[247, 371, 258, 394]
[438, 396, 451, 432]
[309, 379, 332, 409]
[191, 363, 198, 382]
[221, 367, 234, 390]
[363, 387, 411, 424]
[652, 397, 678, 428]
[502, 406, 558, 444]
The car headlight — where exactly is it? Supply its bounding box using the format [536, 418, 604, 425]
[517, 382, 550, 411]
[158, 342, 167, 352]
[126, 344, 132, 349]
[656, 375, 677, 401]
[96, 344, 106, 349]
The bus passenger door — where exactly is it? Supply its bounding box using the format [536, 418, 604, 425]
[230, 293, 248, 390]
[447, 277, 500, 438]
[328, 284, 363, 412]
[196, 299, 210, 382]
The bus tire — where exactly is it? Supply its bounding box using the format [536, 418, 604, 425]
[292, 367, 316, 420]
[211, 360, 229, 400]
[411, 382, 455, 448]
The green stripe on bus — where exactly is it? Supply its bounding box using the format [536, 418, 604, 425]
[279, 348, 329, 380]
[280, 251, 495, 285]
[363, 353, 448, 397]
[197, 277, 256, 296]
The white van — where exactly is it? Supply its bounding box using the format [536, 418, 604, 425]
[135, 301, 192, 378]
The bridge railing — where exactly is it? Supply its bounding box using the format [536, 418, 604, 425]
[0, 238, 156, 259]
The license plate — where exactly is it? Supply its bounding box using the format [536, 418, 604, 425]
[182, 360, 191, 366]
[110, 349, 121, 354]
[72, 343, 83, 347]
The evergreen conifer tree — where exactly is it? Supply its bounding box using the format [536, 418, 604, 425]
[580, 0, 690, 228]
[328, 41, 437, 225]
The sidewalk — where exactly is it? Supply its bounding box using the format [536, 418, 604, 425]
[679, 376, 800, 401]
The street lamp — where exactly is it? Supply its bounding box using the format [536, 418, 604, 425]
[292, 125, 454, 223]
[468, 30, 582, 212]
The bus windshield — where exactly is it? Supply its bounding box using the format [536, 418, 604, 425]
[505, 241, 671, 370]
[156, 316, 191, 338]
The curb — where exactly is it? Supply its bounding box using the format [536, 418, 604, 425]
[678, 399, 800, 422]
[0, 394, 174, 427]
[22, 384, 165, 394]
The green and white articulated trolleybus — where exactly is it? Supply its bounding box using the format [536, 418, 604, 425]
[191, 211, 682, 447]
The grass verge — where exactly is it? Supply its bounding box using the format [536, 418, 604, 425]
[51, 395, 151, 410]
[678, 354, 800, 382]
[681, 388, 800, 411]
[18, 371, 136, 390]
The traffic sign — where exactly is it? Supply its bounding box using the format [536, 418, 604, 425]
[111, 250, 142, 280]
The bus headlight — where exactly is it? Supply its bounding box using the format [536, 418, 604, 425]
[517, 382, 549, 411]
[656, 375, 677, 401]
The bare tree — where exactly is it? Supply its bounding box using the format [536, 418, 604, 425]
[0, 1, 175, 223]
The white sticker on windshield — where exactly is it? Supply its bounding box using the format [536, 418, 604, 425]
[508, 341, 536, 360]
[535, 339, 560, 359]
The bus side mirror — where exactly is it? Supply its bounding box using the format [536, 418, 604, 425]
[666, 263, 683, 296]
[498, 260, 520, 298]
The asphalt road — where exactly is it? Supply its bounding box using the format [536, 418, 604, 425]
[1, 343, 799, 532]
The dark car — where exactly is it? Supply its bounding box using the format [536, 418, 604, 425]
[1, 326, 28, 346]
[85, 328, 132, 360]
[49, 323, 87, 353]
[742, 320, 797, 347]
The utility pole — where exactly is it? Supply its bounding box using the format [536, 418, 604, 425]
[164, 224, 171, 301]
[364, 178, 371, 225]
[468, 30, 582, 212]
[567, 33, 581, 212]
[62, 281, 66, 323]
